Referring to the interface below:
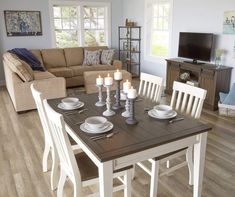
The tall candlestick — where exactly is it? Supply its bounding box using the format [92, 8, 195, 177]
[112, 78, 123, 110]
[95, 84, 106, 107]
[121, 93, 130, 117]
[126, 98, 138, 125]
[103, 85, 115, 117]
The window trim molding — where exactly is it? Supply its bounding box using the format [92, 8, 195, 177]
[144, 0, 174, 63]
[49, 0, 111, 48]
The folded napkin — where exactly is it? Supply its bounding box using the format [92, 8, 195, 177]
[219, 83, 235, 105]
[8, 48, 45, 71]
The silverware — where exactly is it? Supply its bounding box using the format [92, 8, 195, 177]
[169, 117, 184, 124]
[90, 132, 117, 141]
[65, 108, 88, 115]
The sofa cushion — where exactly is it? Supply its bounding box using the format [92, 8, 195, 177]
[3, 52, 34, 82]
[70, 64, 115, 76]
[34, 71, 55, 80]
[41, 49, 66, 68]
[83, 50, 101, 66]
[64, 47, 84, 66]
[48, 67, 73, 78]
[30, 49, 44, 65]
[101, 49, 115, 65]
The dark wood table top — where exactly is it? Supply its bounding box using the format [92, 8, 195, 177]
[48, 93, 212, 162]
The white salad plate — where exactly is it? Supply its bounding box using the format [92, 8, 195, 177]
[80, 121, 113, 134]
[58, 101, 84, 110]
[148, 109, 177, 120]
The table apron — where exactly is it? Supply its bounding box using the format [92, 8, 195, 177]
[113, 134, 198, 171]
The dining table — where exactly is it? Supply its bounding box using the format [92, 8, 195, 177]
[48, 92, 212, 197]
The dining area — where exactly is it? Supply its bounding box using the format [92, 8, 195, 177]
[30, 72, 212, 197]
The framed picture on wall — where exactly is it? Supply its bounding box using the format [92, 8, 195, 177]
[4, 10, 42, 36]
[223, 10, 235, 34]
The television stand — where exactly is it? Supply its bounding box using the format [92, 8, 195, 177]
[165, 58, 232, 110]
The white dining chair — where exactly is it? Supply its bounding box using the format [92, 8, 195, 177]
[43, 99, 133, 197]
[137, 81, 207, 197]
[31, 83, 81, 190]
[138, 72, 164, 103]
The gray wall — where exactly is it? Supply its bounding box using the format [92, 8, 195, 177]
[0, 0, 123, 84]
[123, 0, 235, 87]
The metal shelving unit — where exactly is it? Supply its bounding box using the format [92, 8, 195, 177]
[118, 26, 141, 77]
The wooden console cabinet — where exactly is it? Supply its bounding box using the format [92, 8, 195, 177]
[165, 58, 233, 110]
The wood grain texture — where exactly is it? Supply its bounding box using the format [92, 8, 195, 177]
[0, 84, 234, 197]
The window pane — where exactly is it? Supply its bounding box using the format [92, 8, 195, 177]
[70, 19, 78, 29]
[91, 19, 98, 29]
[84, 7, 91, 18]
[55, 30, 79, 48]
[61, 7, 77, 18]
[54, 19, 62, 29]
[98, 19, 104, 29]
[84, 19, 90, 29]
[151, 31, 169, 57]
[84, 30, 105, 46]
[98, 8, 105, 18]
[53, 7, 61, 18]
[62, 19, 70, 29]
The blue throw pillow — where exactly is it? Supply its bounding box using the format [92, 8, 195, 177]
[223, 83, 235, 105]
[219, 92, 228, 103]
[8, 48, 45, 71]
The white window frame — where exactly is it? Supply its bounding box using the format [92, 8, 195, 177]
[144, 0, 173, 63]
[49, 0, 111, 48]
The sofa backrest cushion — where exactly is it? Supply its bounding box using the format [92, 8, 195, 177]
[30, 49, 44, 65]
[3, 52, 34, 82]
[41, 49, 66, 68]
[64, 47, 84, 66]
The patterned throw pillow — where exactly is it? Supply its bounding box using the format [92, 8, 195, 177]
[101, 49, 115, 65]
[83, 50, 101, 66]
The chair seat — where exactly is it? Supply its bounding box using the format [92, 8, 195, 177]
[75, 152, 133, 182]
[154, 147, 187, 161]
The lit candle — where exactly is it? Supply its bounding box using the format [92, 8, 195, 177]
[104, 73, 113, 86]
[127, 86, 137, 99]
[114, 69, 123, 80]
[123, 79, 131, 93]
[96, 75, 103, 86]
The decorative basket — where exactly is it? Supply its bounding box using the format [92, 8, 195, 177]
[218, 102, 235, 117]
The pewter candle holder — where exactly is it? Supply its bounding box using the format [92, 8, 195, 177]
[126, 98, 138, 125]
[121, 93, 130, 117]
[103, 85, 115, 117]
[112, 79, 123, 110]
[95, 85, 106, 107]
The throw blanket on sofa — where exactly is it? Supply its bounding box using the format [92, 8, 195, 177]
[8, 48, 45, 71]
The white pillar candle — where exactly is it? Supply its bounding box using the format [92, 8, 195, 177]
[123, 79, 131, 93]
[96, 75, 103, 86]
[114, 69, 123, 80]
[104, 73, 113, 86]
[127, 86, 137, 99]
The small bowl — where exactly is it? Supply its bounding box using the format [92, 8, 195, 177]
[61, 97, 79, 107]
[154, 105, 173, 116]
[85, 116, 107, 130]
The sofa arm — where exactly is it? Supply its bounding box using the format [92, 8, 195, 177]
[113, 60, 122, 70]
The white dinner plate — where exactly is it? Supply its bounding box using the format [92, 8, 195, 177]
[148, 109, 177, 120]
[58, 101, 84, 110]
[80, 121, 113, 134]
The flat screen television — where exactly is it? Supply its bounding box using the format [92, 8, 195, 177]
[178, 32, 213, 64]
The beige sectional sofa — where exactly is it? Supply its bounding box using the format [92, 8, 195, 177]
[3, 46, 121, 112]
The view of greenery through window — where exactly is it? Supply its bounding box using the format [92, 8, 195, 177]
[53, 6, 107, 48]
[151, 2, 170, 57]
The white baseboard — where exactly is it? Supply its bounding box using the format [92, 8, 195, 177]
[0, 80, 6, 86]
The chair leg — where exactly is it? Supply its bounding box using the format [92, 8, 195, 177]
[42, 141, 50, 172]
[150, 160, 160, 197]
[57, 169, 67, 197]
[50, 147, 59, 190]
[73, 178, 82, 197]
[186, 146, 194, 186]
[124, 169, 132, 197]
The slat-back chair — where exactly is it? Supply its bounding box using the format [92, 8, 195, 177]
[137, 81, 207, 197]
[43, 100, 132, 197]
[138, 73, 164, 102]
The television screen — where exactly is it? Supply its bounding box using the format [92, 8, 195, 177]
[178, 32, 213, 62]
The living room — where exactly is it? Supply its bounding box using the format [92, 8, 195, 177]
[0, 0, 234, 197]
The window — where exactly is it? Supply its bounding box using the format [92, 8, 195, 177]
[145, 0, 172, 59]
[51, 2, 110, 48]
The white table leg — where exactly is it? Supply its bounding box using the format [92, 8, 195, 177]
[193, 132, 208, 197]
[99, 161, 113, 197]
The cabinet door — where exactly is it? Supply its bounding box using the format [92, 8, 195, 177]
[166, 61, 180, 93]
[200, 69, 215, 106]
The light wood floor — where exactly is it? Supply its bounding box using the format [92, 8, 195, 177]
[0, 86, 235, 197]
